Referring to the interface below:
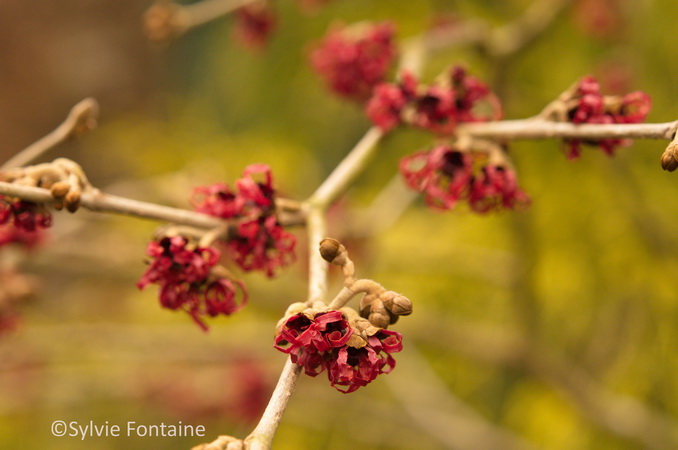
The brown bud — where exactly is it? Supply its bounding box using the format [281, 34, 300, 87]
[388, 310, 400, 325]
[661, 143, 678, 172]
[319, 238, 347, 265]
[144, 2, 183, 43]
[65, 190, 81, 213]
[364, 300, 390, 328]
[359, 293, 377, 314]
[50, 181, 70, 198]
[68, 98, 99, 138]
[383, 293, 413, 316]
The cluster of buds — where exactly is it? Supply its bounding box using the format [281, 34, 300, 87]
[366, 66, 502, 134]
[541, 75, 651, 158]
[137, 235, 247, 331]
[310, 21, 397, 102]
[191, 164, 296, 277]
[274, 239, 411, 393]
[0, 158, 91, 232]
[400, 144, 530, 213]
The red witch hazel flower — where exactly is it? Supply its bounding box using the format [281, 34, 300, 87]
[366, 66, 502, 134]
[0, 224, 45, 249]
[274, 307, 404, 393]
[137, 235, 247, 331]
[326, 329, 402, 393]
[233, 2, 277, 49]
[400, 145, 530, 213]
[192, 164, 296, 277]
[310, 22, 397, 102]
[547, 75, 651, 158]
[0, 196, 52, 232]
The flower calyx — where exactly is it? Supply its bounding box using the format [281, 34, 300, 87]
[661, 133, 678, 172]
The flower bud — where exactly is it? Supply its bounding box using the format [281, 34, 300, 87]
[661, 142, 678, 172]
[319, 238, 347, 265]
[383, 292, 413, 316]
[363, 299, 390, 328]
[50, 182, 70, 198]
[65, 190, 81, 213]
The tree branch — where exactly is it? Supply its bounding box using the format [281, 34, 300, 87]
[307, 127, 384, 209]
[145, 0, 259, 42]
[0, 182, 305, 230]
[1, 98, 98, 170]
[243, 358, 302, 449]
[457, 119, 678, 141]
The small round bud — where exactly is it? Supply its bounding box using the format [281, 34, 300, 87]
[359, 293, 377, 317]
[65, 190, 81, 213]
[364, 299, 390, 328]
[385, 293, 412, 316]
[319, 238, 347, 265]
[369, 310, 391, 328]
[50, 182, 70, 198]
[661, 143, 678, 172]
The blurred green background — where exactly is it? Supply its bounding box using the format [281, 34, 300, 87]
[1, 0, 678, 448]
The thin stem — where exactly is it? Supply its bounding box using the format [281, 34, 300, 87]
[487, 0, 573, 58]
[0, 182, 304, 230]
[327, 286, 354, 310]
[457, 119, 678, 141]
[305, 206, 328, 305]
[307, 127, 384, 208]
[178, 0, 258, 30]
[243, 357, 302, 449]
[1, 98, 98, 170]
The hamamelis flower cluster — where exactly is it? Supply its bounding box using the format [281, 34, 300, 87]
[139, 164, 294, 329]
[274, 239, 412, 393]
[544, 75, 651, 158]
[192, 164, 296, 277]
[275, 305, 403, 393]
[400, 145, 530, 213]
[366, 66, 502, 134]
[0, 198, 52, 233]
[310, 22, 397, 102]
[137, 236, 247, 331]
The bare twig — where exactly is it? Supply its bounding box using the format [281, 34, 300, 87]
[406, 0, 572, 63]
[486, 0, 573, 58]
[242, 358, 302, 449]
[145, 0, 258, 42]
[457, 119, 678, 141]
[0, 182, 304, 229]
[307, 127, 384, 209]
[305, 207, 328, 305]
[1, 98, 98, 170]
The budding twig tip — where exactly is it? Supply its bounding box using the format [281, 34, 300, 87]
[319, 237, 347, 265]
